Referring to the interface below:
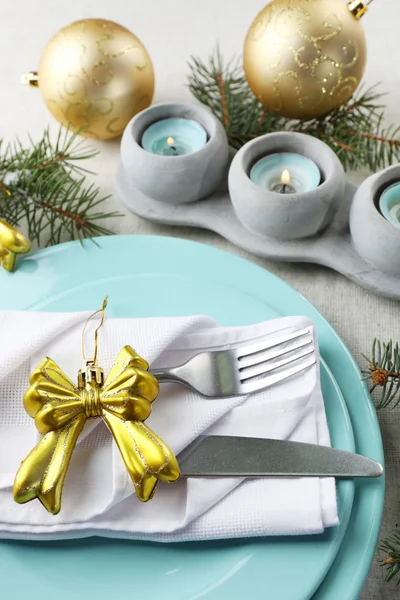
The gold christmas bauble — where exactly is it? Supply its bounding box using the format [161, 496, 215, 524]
[27, 19, 154, 139]
[243, 0, 368, 120]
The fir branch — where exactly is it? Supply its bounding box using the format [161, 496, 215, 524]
[188, 51, 282, 147]
[361, 339, 400, 409]
[0, 127, 121, 246]
[380, 533, 400, 583]
[188, 50, 400, 171]
[363, 339, 400, 584]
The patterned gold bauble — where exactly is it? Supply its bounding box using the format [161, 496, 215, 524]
[243, 0, 369, 120]
[23, 19, 154, 139]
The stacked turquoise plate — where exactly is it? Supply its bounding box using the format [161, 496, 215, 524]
[0, 236, 384, 599]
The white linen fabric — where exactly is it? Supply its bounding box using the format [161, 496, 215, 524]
[0, 310, 338, 541]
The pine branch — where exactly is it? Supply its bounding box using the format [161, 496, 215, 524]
[361, 339, 400, 409]
[188, 50, 400, 171]
[380, 533, 400, 583]
[0, 127, 121, 246]
[362, 339, 400, 583]
[188, 51, 282, 147]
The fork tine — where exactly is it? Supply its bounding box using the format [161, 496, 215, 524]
[239, 345, 315, 382]
[240, 355, 316, 395]
[236, 328, 312, 361]
[238, 337, 313, 370]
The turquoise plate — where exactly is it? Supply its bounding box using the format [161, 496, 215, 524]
[0, 236, 384, 600]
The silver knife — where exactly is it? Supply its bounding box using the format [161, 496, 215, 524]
[177, 436, 383, 478]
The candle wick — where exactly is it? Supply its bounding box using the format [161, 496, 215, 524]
[170, 145, 177, 151]
[282, 184, 287, 193]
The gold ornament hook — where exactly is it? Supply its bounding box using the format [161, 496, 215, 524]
[81, 297, 108, 366]
[348, 0, 373, 19]
[79, 297, 108, 388]
[20, 71, 39, 87]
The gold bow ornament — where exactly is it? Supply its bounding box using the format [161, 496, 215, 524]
[0, 219, 30, 272]
[13, 299, 180, 515]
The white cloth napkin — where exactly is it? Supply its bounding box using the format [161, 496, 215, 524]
[0, 310, 338, 541]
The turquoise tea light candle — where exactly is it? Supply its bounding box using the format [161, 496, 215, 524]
[141, 118, 207, 156]
[379, 182, 400, 229]
[250, 153, 321, 193]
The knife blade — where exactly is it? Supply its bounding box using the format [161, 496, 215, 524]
[177, 436, 383, 478]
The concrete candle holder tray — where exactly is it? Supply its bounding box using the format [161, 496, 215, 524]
[116, 103, 400, 301]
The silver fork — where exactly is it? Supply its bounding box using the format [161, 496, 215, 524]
[151, 327, 316, 398]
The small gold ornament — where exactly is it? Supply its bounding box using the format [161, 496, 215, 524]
[0, 219, 30, 272]
[13, 299, 180, 515]
[22, 19, 154, 140]
[243, 0, 371, 120]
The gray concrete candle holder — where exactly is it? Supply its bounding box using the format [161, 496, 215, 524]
[120, 103, 229, 205]
[350, 165, 400, 277]
[116, 102, 400, 300]
[229, 132, 345, 240]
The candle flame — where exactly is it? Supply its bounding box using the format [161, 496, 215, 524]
[167, 136, 175, 146]
[281, 169, 291, 185]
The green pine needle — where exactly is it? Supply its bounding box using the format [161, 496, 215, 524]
[0, 127, 121, 246]
[188, 49, 400, 171]
[380, 533, 400, 583]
